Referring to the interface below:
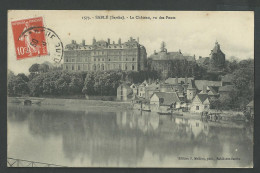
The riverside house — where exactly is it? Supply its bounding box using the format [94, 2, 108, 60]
[150, 92, 181, 112]
[190, 93, 210, 113]
[138, 80, 148, 98]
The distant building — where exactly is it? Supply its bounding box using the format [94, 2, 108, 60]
[209, 41, 226, 70]
[197, 41, 226, 71]
[117, 84, 133, 101]
[190, 94, 210, 113]
[148, 44, 196, 78]
[63, 37, 147, 72]
[145, 82, 160, 100]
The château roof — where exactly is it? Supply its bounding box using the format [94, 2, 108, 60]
[65, 37, 144, 50]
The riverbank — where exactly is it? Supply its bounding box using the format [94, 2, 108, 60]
[8, 97, 132, 112]
[8, 97, 245, 121]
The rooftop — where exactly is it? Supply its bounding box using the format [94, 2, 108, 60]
[194, 80, 222, 91]
[152, 92, 181, 106]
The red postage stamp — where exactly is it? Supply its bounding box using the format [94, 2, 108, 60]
[11, 17, 48, 60]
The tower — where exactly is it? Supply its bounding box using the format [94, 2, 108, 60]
[186, 80, 197, 101]
[210, 41, 225, 70]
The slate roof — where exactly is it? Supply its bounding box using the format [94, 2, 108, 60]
[218, 85, 235, 92]
[152, 92, 181, 106]
[207, 86, 219, 95]
[197, 94, 209, 103]
[194, 80, 222, 91]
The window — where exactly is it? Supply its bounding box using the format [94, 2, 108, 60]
[132, 64, 135, 70]
[102, 58, 104, 61]
[196, 122, 199, 127]
[204, 105, 208, 109]
[66, 59, 68, 62]
[98, 58, 100, 61]
[102, 65, 104, 71]
[94, 58, 96, 61]
[66, 65, 68, 70]
[196, 106, 199, 110]
[132, 58, 135, 61]
[72, 59, 75, 62]
[78, 65, 80, 70]
[72, 65, 74, 70]
[125, 64, 127, 70]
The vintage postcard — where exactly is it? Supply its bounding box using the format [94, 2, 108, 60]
[7, 10, 254, 168]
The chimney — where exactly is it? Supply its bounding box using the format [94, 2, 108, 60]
[179, 49, 182, 54]
[118, 38, 121, 45]
[165, 49, 167, 53]
[137, 37, 139, 43]
[107, 38, 110, 44]
[71, 40, 75, 44]
[130, 37, 133, 41]
[82, 39, 85, 46]
[175, 77, 178, 84]
[202, 85, 207, 94]
[92, 37, 96, 45]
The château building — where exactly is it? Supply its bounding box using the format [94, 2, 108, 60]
[147, 42, 196, 78]
[63, 37, 147, 71]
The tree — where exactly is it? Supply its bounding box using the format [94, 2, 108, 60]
[29, 63, 40, 73]
[38, 64, 49, 73]
[17, 73, 29, 82]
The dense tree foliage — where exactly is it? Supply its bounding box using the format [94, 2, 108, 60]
[8, 71, 29, 96]
[8, 58, 254, 110]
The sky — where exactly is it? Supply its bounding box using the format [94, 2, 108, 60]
[8, 10, 254, 74]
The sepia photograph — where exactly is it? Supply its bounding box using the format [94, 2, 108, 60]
[7, 10, 254, 168]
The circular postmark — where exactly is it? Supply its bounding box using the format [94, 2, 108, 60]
[18, 26, 64, 63]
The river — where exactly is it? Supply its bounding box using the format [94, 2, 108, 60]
[7, 104, 253, 167]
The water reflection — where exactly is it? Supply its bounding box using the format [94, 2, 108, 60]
[7, 105, 253, 167]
